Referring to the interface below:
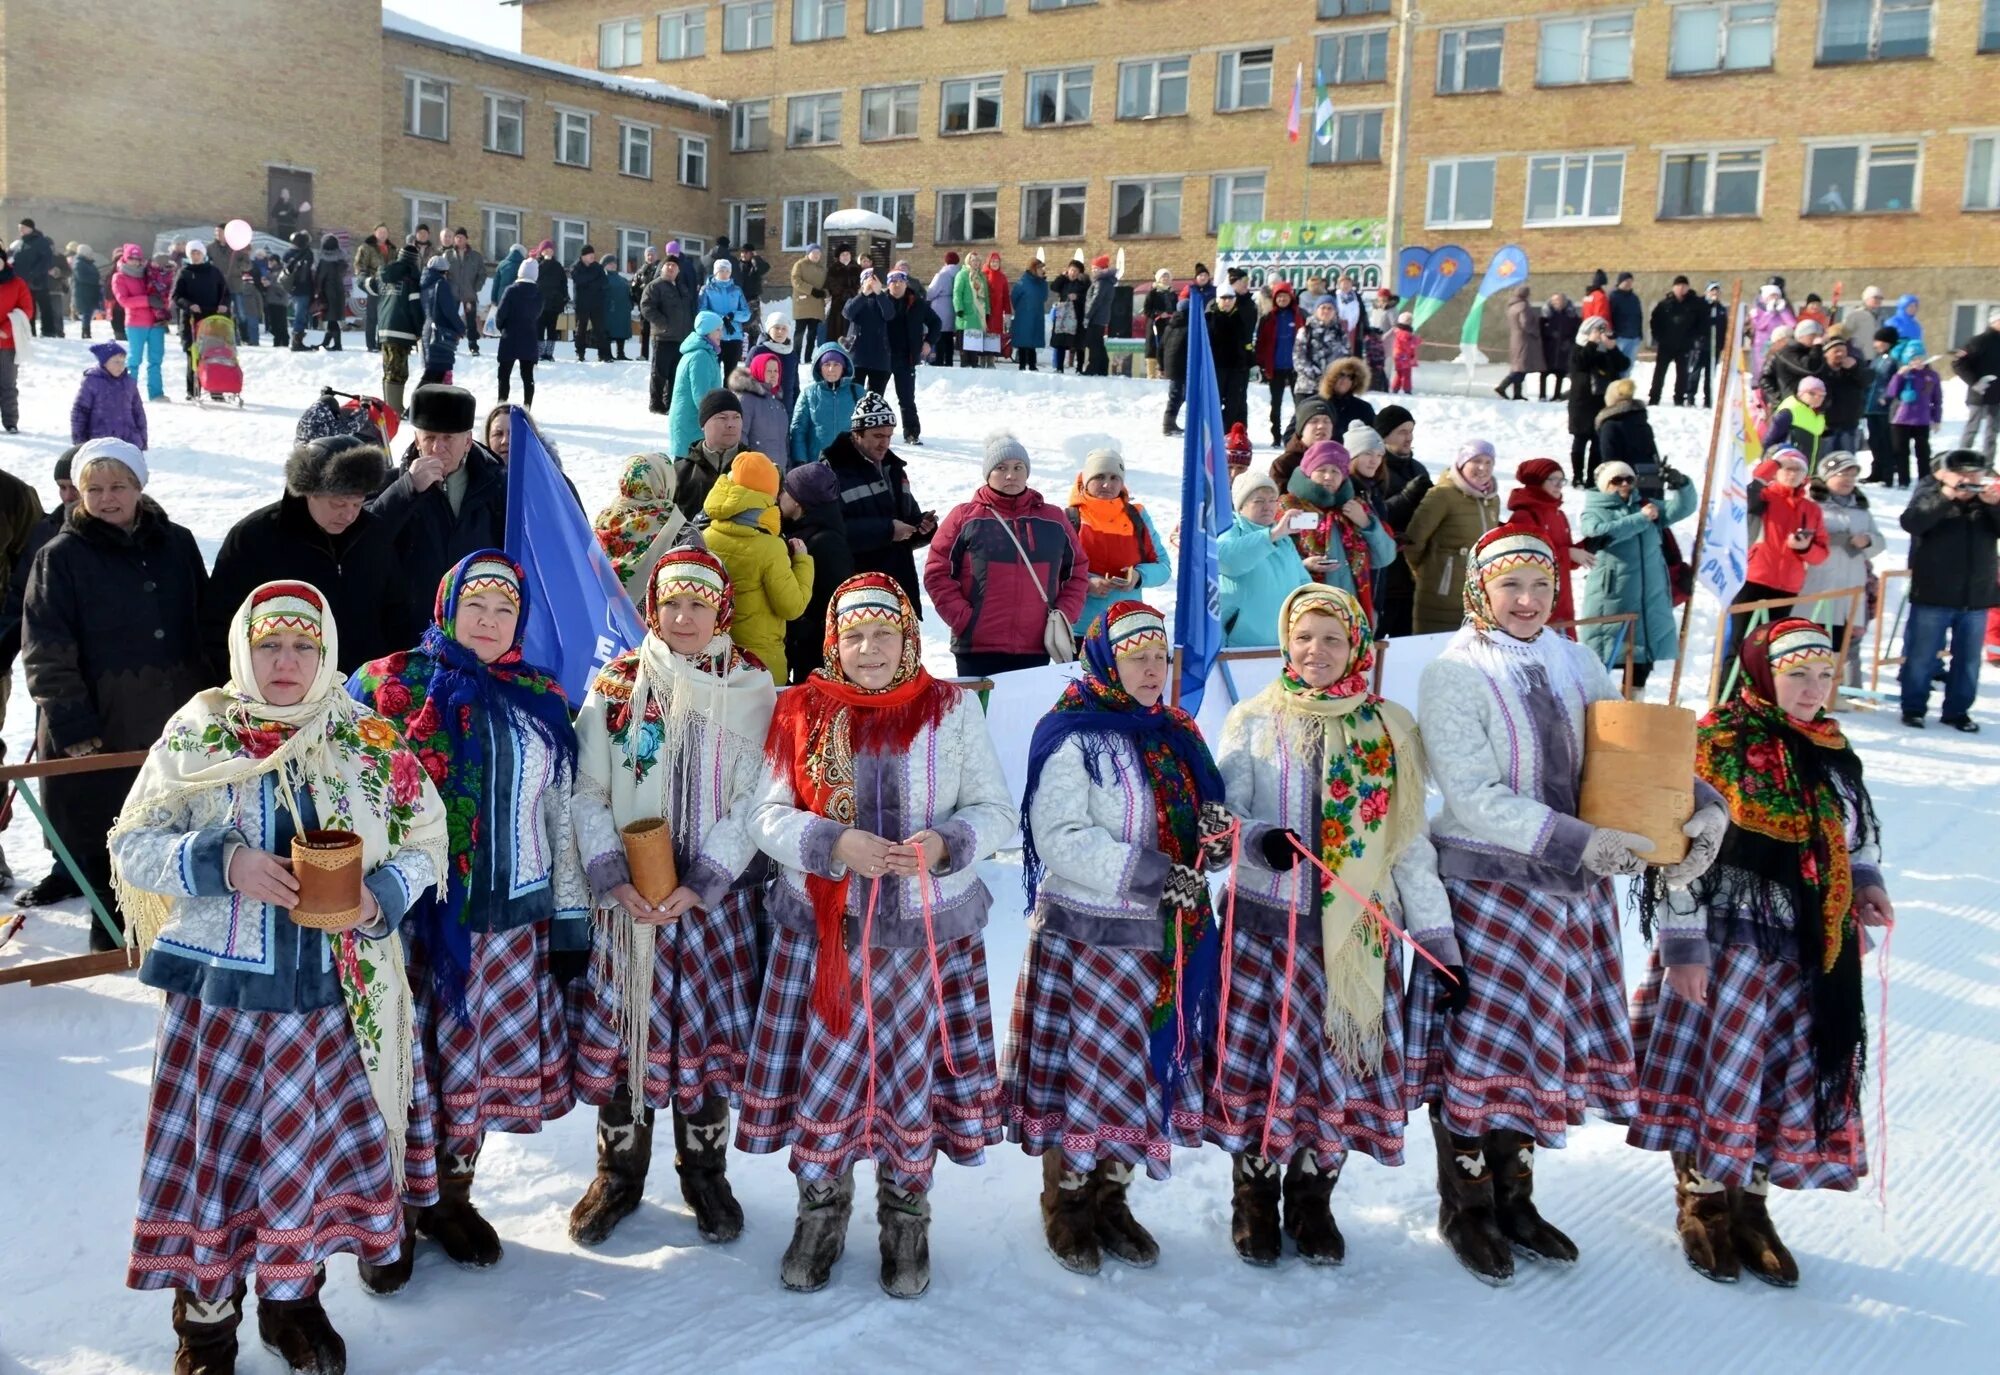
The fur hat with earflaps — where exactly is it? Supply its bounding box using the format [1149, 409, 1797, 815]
[286, 434, 390, 498]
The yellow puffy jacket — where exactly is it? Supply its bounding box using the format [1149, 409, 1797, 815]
[702, 474, 814, 681]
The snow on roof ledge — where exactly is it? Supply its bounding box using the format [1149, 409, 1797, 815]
[383, 12, 726, 115]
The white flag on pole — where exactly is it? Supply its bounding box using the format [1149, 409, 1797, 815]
[1695, 318, 1752, 608]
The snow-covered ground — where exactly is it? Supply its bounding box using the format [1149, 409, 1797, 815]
[2, 337, 1996, 1373]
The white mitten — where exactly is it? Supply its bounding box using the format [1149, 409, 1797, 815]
[1582, 827, 1653, 877]
[1657, 804, 1729, 889]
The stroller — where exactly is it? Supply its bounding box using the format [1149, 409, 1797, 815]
[190, 314, 244, 407]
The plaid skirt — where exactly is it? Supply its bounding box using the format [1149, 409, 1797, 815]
[1204, 930, 1408, 1170]
[411, 922, 573, 1162]
[1628, 943, 1865, 1191]
[1002, 933, 1205, 1181]
[735, 928, 1003, 1191]
[129, 994, 440, 1301]
[572, 889, 758, 1114]
[1404, 878, 1637, 1146]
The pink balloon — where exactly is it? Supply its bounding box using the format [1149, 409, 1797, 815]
[223, 218, 253, 250]
[299, 201, 312, 214]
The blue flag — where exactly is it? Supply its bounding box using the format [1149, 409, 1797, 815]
[503, 410, 643, 702]
[1172, 297, 1228, 715]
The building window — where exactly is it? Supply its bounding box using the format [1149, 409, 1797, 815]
[1968, 134, 2000, 209]
[941, 75, 1002, 132]
[788, 92, 843, 147]
[404, 75, 449, 141]
[554, 109, 592, 167]
[728, 202, 767, 249]
[614, 228, 648, 272]
[947, 0, 1004, 18]
[1318, 0, 1389, 16]
[552, 217, 587, 264]
[406, 195, 450, 239]
[1425, 157, 1496, 227]
[731, 99, 770, 151]
[1320, 29, 1389, 86]
[617, 123, 653, 178]
[1669, 2, 1777, 74]
[659, 7, 706, 59]
[1029, 0, 1094, 10]
[676, 233, 710, 258]
[1110, 177, 1181, 237]
[1524, 151, 1625, 225]
[857, 191, 917, 246]
[1117, 57, 1189, 119]
[1216, 48, 1273, 111]
[1026, 67, 1092, 126]
[1805, 139, 1919, 213]
[1951, 300, 2000, 346]
[1538, 13, 1633, 84]
[867, 0, 923, 32]
[1437, 26, 1504, 93]
[481, 207, 523, 262]
[782, 195, 838, 251]
[862, 84, 920, 141]
[1659, 148, 1763, 218]
[483, 94, 523, 155]
[1208, 172, 1267, 233]
[677, 134, 707, 187]
[936, 188, 998, 243]
[1311, 109, 1384, 165]
[794, 0, 845, 43]
[1021, 183, 1087, 239]
[723, 0, 775, 51]
[1818, 0, 1930, 63]
[599, 18, 643, 67]
[1985, 0, 2000, 52]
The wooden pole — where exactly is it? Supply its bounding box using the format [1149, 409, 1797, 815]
[1667, 280, 1744, 708]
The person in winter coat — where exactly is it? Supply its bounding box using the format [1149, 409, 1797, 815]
[171, 243, 231, 396]
[1315, 355, 1377, 442]
[789, 341, 864, 466]
[674, 390, 750, 523]
[1080, 255, 1117, 377]
[568, 245, 609, 363]
[777, 461, 851, 683]
[1729, 448, 1829, 663]
[1897, 449, 2000, 728]
[1208, 284, 1256, 429]
[444, 231, 486, 355]
[419, 255, 463, 386]
[881, 271, 939, 443]
[70, 245, 102, 339]
[1884, 293, 1924, 351]
[748, 310, 799, 414]
[1608, 272, 1644, 371]
[23, 439, 209, 949]
[1648, 276, 1708, 406]
[369, 385, 509, 600]
[925, 254, 960, 367]
[1761, 374, 1828, 463]
[1862, 326, 1903, 483]
[109, 244, 170, 400]
[1496, 285, 1544, 400]
[601, 260, 633, 359]
[1253, 281, 1305, 445]
[70, 341, 148, 449]
[982, 251, 1011, 343]
[925, 431, 1088, 677]
[1011, 259, 1051, 371]
[1389, 314, 1421, 394]
[309, 235, 348, 352]
[532, 241, 568, 360]
[1402, 439, 1503, 635]
[592, 451, 688, 606]
[1578, 459, 1699, 686]
[843, 275, 897, 392]
[11, 220, 57, 335]
[1764, 319, 1828, 403]
[1579, 269, 1611, 328]
[698, 259, 750, 373]
[1799, 451, 1884, 685]
[229, 250, 265, 349]
[493, 257, 545, 406]
[1953, 308, 2000, 461]
[1276, 438, 1397, 623]
[1568, 318, 1627, 485]
[1219, 471, 1311, 646]
[1885, 338, 1943, 486]
[352, 227, 390, 350]
[1538, 292, 1579, 401]
[822, 246, 862, 334]
[1139, 268, 1175, 379]
[1346, 404, 1431, 636]
[1595, 377, 1664, 477]
[823, 391, 933, 605]
[1802, 333, 1872, 455]
[1066, 447, 1170, 637]
[791, 243, 830, 356]
[731, 356, 791, 460]
[1294, 295, 1350, 400]
[734, 244, 770, 332]
[666, 311, 727, 459]
[487, 243, 524, 316]
[1747, 282, 1796, 377]
[377, 241, 425, 415]
[641, 256, 697, 413]
[1049, 260, 1088, 372]
[952, 257, 992, 369]
[1504, 457, 1589, 628]
[700, 451, 814, 680]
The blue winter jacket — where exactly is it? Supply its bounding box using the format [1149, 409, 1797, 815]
[421, 262, 463, 371]
[790, 342, 864, 466]
[1011, 270, 1051, 350]
[1217, 512, 1311, 647]
[667, 325, 726, 457]
[699, 275, 750, 341]
[489, 247, 524, 302]
[843, 292, 896, 374]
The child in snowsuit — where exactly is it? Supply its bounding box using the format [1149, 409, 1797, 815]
[1391, 313, 1420, 394]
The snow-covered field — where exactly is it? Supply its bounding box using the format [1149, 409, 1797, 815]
[1, 337, 1996, 1373]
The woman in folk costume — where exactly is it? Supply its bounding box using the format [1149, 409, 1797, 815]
[1405, 526, 1727, 1285]
[1207, 584, 1449, 1267]
[1628, 620, 1890, 1286]
[344, 551, 585, 1288]
[564, 548, 776, 1248]
[592, 451, 689, 605]
[1007, 601, 1233, 1277]
[111, 581, 447, 1375]
[740, 573, 1016, 1299]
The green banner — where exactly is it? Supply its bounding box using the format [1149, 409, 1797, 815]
[1215, 219, 1389, 290]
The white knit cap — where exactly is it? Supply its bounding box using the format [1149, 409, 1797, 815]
[1232, 469, 1277, 510]
[983, 429, 1031, 477]
[1343, 421, 1384, 456]
[1082, 447, 1124, 481]
[74, 436, 148, 487]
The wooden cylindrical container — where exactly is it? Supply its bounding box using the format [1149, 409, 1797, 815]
[1577, 701, 1697, 865]
[621, 817, 679, 906]
[289, 829, 365, 930]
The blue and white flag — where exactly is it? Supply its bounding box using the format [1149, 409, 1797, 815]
[1696, 311, 1753, 609]
[1172, 293, 1229, 715]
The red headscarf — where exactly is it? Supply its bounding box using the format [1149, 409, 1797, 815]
[1503, 459, 1577, 628]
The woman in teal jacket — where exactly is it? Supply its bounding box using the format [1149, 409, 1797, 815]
[1575, 459, 1699, 686]
[666, 310, 725, 457]
[1217, 471, 1310, 647]
[789, 341, 864, 466]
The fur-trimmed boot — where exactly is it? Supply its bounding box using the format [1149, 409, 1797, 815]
[1089, 1159, 1159, 1268]
[171, 1283, 244, 1375]
[1282, 1152, 1345, 1266]
[877, 1180, 932, 1299]
[1728, 1165, 1798, 1287]
[1673, 1152, 1740, 1284]
[1488, 1128, 1579, 1264]
[780, 1171, 855, 1293]
[256, 1268, 344, 1375]
[354, 1206, 420, 1296]
[1230, 1154, 1283, 1266]
[417, 1151, 502, 1267]
[1432, 1109, 1514, 1285]
[569, 1089, 655, 1246]
[673, 1095, 743, 1243]
[1039, 1152, 1100, 1275]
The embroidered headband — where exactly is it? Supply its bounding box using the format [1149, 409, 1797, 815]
[651, 550, 729, 611]
[1471, 527, 1557, 582]
[1105, 601, 1167, 657]
[459, 555, 521, 604]
[245, 582, 325, 645]
[832, 582, 906, 634]
[1765, 620, 1837, 673]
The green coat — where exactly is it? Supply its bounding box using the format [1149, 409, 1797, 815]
[952, 263, 989, 333]
[1576, 480, 1698, 666]
[1400, 468, 1502, 635]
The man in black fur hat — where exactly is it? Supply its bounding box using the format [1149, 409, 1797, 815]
[368, 382, 508, 599]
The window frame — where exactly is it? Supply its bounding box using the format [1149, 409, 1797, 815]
[1310, 107, 1386, 166]
[787, 91, 844, 148]
[553, 107, 593, 168]
[1436, 25, 1505, 94]
[939, 73, 1003, 133]
[405, 194, 450, 240]
[1424, 156, 1498, 229]
[658, 6, 707, 60]
[616, 122, 653, 179]
[1536, 11, 1636, 87]
[1019, 181, 1089, 240]
[677, 132, 708, 188]
[1109, 176, 1183, 238]
[781, 195, 840, 252]
[793, 0, 846, 44]
[599, 17, 643, 68]
[726, 202, 767, 251]
[482, 92, 524, 156]
[1801, 136, 1922, 215]
[404, 74, 450, 142]
[1950, 299, 2000, 349]
[856, 191, 918, 247]
[1667, 1, 1778, 77]
[1816, 0, 1932, 65]
[616, 227, 652, 273]
[1655, 145, 1767, 219]
[866, 0, 924, 33]
[1966, 131, 2000, 210]
[1207, 171, 1268, 234]
[1317, 0, 1389, 17]
[861, 83, 922, 142]
[1521, 150, 1627, 227]
[1116, 55, 1190, 121]
[731, 98, 771, 151]
[722, 0, 776, 52]
[946, 0, 1005, 19]
[480, 206, 524, 262]
[1028, 0, 1096, 10]
[551, 216, 588, 265]
[1025, 65, 1094, 128]
[1215, 47, 1274, 112]
[1985, 0, 2000, 53]
[934, 186, 1000, 245]
[1319, 27, 1391, 87]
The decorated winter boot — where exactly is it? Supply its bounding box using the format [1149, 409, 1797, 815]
[1673, 1152, 1740, 1284]
[1038, 1152, 1100, 1276]
[1089, 1159, 1160, 1268]
[1728, 1165, 1798, 1287]
[171, 1283, 244, 1375]
[569, 1088, 655, 1246]
[673, 1095, 744, 1243]
[780, 1171, 855, 1293]
[877, 1180, 932, 1299]
[256, 1268, 345, 1375]
[354, 1205, 420, 1296]
[1229, 1154, 1283, 1267]
[1488, 1128, 1579, 1264]
[417, 1150, 502, 1267]
[1282, 1152, 1346, 1266]
[1431, 1109, 1514, 1285]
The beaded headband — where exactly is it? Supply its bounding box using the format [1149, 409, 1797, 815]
[246, 583, 324, 645]
[1106, 602, 1167, 657]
